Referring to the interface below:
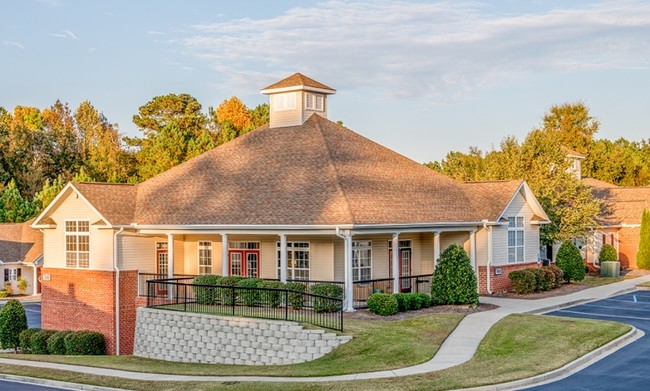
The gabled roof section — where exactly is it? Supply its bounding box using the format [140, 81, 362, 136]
[591, 186, 650, 226]
[463, 180, 550, 223]
[582, 177, 619, 189]
[261, 73, 336, 95]
[0, 218, 42, 264]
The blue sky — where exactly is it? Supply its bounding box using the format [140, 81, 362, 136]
[1, 0, 649, 163]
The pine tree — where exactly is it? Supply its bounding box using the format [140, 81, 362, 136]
[637, 209, 650, 269]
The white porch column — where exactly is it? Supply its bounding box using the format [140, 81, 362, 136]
[221, 233, 229, 276]
[280, 234, 288, 283]
[32, 265, 38, 296]
[470, 230, 478, 289]
[343, 234, 354, 311]
[167, 234, 174, 279]
[433, 231, 441, 268]
[392, 233, 400, 294]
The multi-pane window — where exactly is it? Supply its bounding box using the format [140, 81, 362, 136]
[508, 216, 525, 263]
[4, 268, 20, 282]
[305, 93, 324, 111]
[276, 242, 310, 280]
[65, 220, 89, 268]
[198, 241, 212, 275]
[273, 92, 296, 111]
[228, 242, 260, 277]
[352, 241, 372, 281]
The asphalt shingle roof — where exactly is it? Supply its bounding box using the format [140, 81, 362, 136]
[0, 219, 42, 264]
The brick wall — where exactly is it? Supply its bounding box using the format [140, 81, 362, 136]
[478, 262, 538, 294]
[618, 227, 641, 270]
[118, 269, 140, 355]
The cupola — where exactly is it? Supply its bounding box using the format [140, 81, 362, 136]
[261, 73, 336, 128]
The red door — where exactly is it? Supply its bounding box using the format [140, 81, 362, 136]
[229, 250, 260, 277]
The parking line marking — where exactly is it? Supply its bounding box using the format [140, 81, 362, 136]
[581, 304, 650, 313]
[603, 298, 650, 304]
[555, 309, 650, 321]
[634, 295, 638, 303]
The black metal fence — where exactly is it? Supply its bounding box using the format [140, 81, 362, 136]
[146, 277, 343, 331]
[352, 274, 433, 308]
[138, 273, 197, 296]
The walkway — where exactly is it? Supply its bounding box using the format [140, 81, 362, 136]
[2, 275, 650, 386]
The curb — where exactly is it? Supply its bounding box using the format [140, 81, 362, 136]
[526, 286, 640, 315]
[459, 326, 644, 391]
[0, 373, 125, 390]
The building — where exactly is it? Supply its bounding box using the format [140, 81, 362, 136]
[0, 219, 42, 296]
[32, 73, 549, 354]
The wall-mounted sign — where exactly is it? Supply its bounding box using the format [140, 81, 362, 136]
[42, 274, 51, 281]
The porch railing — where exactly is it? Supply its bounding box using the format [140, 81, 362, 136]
[352, 274, 433, 308]
[138, 273, 197, 296]
[145, 277, 343, 331]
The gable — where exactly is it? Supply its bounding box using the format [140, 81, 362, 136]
[34, 185, 107, 228]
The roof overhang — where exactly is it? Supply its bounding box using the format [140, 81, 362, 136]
[260, 86, 336, 95]
[31, 183, 112, 228]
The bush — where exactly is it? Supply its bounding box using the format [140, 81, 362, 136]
[532, 268, 553, 292]
[192, 275, 222, 305]
[367, 293, 398, 316]
[394, 293, 409, 312]
[17, 277, 28, 295]
[47, 331, 72, 355]
[509, 269, 537, 294]
[64, 331, 106, 355]
[416, 293, 431, 308]
[4, 282, 13, 296]
[556, 241, 586, 282]
[0, 299, 28, 352]
[259, 280, 285, 307]
[544, 265, 564, 288]
[431, 244, 478, 306]
[30, 329, 56, 354]
[599, 244, 618, 263]
[218, 276, 245, 305]
[638, 209, 650, 269]
[407, 293, 422, 310]
[285, 282, 307, 310]
[19, 328, 40, 353]
[0, 290, 7, 298]
[236, 278, 262, 306]
[310, 283, 343, 313]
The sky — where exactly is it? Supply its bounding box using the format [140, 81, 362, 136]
[1, 0, 649, 163]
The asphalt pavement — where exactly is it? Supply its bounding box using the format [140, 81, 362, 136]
[0, 379, 74, 390]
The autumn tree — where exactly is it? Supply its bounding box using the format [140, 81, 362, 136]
[542, 102, 599, 155]
[216, 97, 251, 133]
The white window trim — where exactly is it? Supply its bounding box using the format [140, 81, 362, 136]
[273, 92, 297, 111]
[508, 216, 525, 263]
[305, 93, 324, 111]
[64, 219, 90, 269]
[276, 241, 310, 280]
[352, 240, 372, 282]
[198, 241, 213, 275]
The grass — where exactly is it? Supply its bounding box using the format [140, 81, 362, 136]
[1, 313, 463, 377]
[579, 274, 627, 287]
[0, 314, 630, 390]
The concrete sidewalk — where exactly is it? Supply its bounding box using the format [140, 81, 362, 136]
[2, 275, 650, 386]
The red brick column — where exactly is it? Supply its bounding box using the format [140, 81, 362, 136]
[618, 227, 641, 270]
[118, 270, 140, 355]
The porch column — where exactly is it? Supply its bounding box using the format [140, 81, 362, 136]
[280, 234, 288, 283]
[343, 234, 354, 311]
[433, 231, 441, 266]
[469, 230, 478, 289]
[221, 233, 229, 276]
[392, 233, 400, 294]
[167, 234, 174, 279]
[32, 265, 38, 296]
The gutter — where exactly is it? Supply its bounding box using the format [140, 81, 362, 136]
[113, 227, 124, 355]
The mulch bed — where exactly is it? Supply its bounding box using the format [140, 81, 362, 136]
[344, 302, 499, 321]
[486, 282, 590, 300]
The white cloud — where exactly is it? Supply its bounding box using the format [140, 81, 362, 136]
[176, 0, 650, 101]
[1, 40, 24, 49]
[49, 30, 79, 40]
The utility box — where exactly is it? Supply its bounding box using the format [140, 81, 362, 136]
[600, 261, 621, 278]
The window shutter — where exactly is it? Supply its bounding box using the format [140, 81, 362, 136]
[3, 269, 8, 282]
[17, 268, 21, 278]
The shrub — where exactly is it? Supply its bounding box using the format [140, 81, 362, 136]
[556, 241, 586, 282]
[259, 280, 284, 307]
[19, 328, 40, 353]
[416, 293, 431, 308]
[637, 209, 650, 269]
[30, 329, 56, 354]
[532, 268, 553, 292]
[218, 276, 245, 305]
[544, 265, 564, 288]
[0, 290, 7, 298]
[394, 293, 409, 312]
[599, 244, 618, 263]
[236, 278, 262, 306]
[431, 244, 479, 306]
[509, 269, 537, 294]
[192, 275, 222, 305]
[285, 282, 307, 310]
[310, 283, 343, 313]
[47, 331, 72, 355]
[17, 277, 28, 295]
[367, 293, 398, 316]
[406, 293, 422, 310]
[64, 331, 106, 355]
[0, 299, 28, 352]
[4, 282, 13, 296]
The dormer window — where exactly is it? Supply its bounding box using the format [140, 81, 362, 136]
[273, 92, 296, 111]
[305, 93, 324, 111]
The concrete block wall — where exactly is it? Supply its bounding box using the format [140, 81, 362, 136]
[134, 307, 352, 365]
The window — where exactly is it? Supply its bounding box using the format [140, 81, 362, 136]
[65, 220, 89, 268]
[198, 241, 212, 275]
[305, 93, 324, 111]
[276, 241, 310, 280]
[508, 216, 525, 263]
[273, 92, 296, 111]
[352, 241, 372, 281]
[4, 268, 20, 282]
[228, 242, 260, 277]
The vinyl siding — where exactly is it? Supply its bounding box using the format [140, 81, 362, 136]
[493, 190, 541, 266]
[118, 233, 162, 272]
[269, 92, 302, 128]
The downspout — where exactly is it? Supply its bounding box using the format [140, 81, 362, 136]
[113, 227, 125, 356]
[483, 220, 493, 295]
[335, 227, 354, 312]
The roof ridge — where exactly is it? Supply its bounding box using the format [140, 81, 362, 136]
[312, 115, 356, 224]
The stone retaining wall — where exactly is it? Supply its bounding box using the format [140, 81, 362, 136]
[133, 307, 351, 365]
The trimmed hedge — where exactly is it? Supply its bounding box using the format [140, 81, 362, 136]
[19, 328, 40, 353]
[47, 331, 72, 355]
[556, 241, 586, 282]
[285, 282, 307, 310]
[599, 244, 618, 263]
[311, 283, 343, 313]
[0, 299, 28, 352]
[192, 275, 222, 305]
[367, 293, 398, 316]
[218, 276, 245, 305]
[509, 269, 537, 294]
[545, 265, 564, 288]
[63, 331, 106, 355]
[236, 278, 262, 306]
[30, 329, 57, 354]
[259, 280, 284, 307]
[416, 293, 431, 309]
[394, 293, 409, 312]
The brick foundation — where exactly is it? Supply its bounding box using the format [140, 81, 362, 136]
[41, 268, 142, 355]
[479, 262, 539, 294]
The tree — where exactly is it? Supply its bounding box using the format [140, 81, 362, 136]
[215, 97, 251, 133]
[33, 176, 65, 211]
[431, 244, 478, 306]
[248, 103, 270, 130]
[556, 241, 586, 282]
[0, 179, 37, 222]
[0, 299, 28, 353]
[637, 209, 650, 269]
[542, 102, 599, 155]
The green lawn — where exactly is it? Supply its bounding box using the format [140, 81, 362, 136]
[0, 313, 631, 390]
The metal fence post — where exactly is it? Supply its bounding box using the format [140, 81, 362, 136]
[284, 290, 289, 321]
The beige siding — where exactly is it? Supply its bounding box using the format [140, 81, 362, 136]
[44, 191, 114, 271]
[269, 92, 302, 128]
[118, 233, 162, 272]
[182, 235, 223, 276]
[440, 232, 470, 254]
[493, 190, 542, 266]
[419, 233, 435, 274]
[476, 228, 488, 266]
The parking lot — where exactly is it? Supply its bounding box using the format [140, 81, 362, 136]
[0, 301, 41, 328]
[527, 290, 650, 390]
